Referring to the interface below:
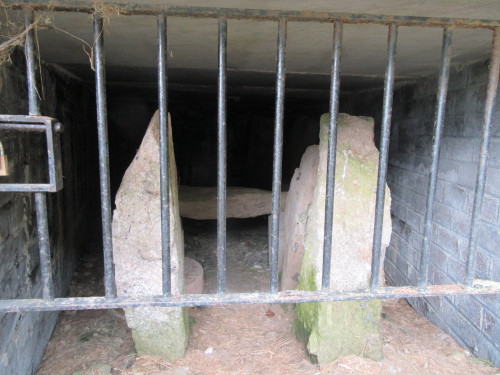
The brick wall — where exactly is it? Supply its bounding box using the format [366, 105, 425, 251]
[0, 49, 98, 375]
[343, 58, 500, 365]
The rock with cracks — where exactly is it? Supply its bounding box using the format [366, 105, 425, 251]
[289, 113, 392, 363]
[112, 110, 188, 360]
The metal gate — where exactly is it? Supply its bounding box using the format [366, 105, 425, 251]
[0, 2, 499, 313]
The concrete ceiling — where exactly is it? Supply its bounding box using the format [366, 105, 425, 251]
[4, 1, 500, 96]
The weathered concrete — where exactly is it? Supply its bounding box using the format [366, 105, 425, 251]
[179, 185, 287, 220]
[112, 111, 188, 360]
[293, 113, 392, 363]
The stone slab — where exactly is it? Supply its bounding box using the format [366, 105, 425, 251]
[291, 113, 392, 363]
[112, 110, 188, 360]
[279, 145, 319, 291]
[179, 186, 287, 220]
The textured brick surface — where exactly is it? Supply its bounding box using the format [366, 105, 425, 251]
[344, 59, 500, 365]
[0, 49, 97, 375]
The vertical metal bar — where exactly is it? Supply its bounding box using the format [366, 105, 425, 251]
[322, 20, 343, 290]
[270, 18, 287, 294]
[158, 12, 171, 296]
[370, 23, 398, 292]
[93, 14, 116, 299]
[465, 29, 500, 287]
[25, 8, 39, 116]
[217, 18, 227, 294]
[25, 8, 54, 300]
[418, 28, 453, 289]
[35, 193, 54, 299]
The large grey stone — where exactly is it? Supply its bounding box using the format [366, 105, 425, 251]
[179, 186, 287, 220]
[112, 111, 188, 360]
[292, 113, 392, 363]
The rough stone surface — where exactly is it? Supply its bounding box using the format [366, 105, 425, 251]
[112, 111, 188, 360]
[279, 146, 319, 291]
[294, 300, 383, 363]
[293, 113, 392, 363]
[179, 185, 286, 220]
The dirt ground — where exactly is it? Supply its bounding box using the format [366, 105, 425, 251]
[36, 218, 499, 375]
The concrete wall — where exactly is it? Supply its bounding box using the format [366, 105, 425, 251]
[343, 59, 500, 365]
[0, 49, 97, 375]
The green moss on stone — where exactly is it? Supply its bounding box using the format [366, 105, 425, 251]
[293, 113, 384, 364]
[129, 307, 189, 361]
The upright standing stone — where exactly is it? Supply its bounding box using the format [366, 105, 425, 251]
[112, 111, 188, 360]
[279, 146, 319, 291]
[292, 113, 392, 363]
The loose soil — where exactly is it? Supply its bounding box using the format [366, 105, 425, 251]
[37, 217, 499, 375]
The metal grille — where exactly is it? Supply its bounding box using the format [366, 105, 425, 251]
[0, 2, 499, 313]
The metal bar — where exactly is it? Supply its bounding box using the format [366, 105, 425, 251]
[370, 23, 398, 292]
[322, 20, 343, 290]
[25, 7, 55, 300]
[24, 8, 40, 116]
[418, 28, 453, 289]
[158, 12, 171, 296]
[7, 2, 500, 29]
[0, 281, 498, 313]
[0, 184, 56, 192]
[465, 29, 500, 286]
[217, 18, 228, 294]
[34, 193, 54, 299]
[93, 14, 117, 299]
[270, 18, 287, 294]
[0, 123, 46, 132]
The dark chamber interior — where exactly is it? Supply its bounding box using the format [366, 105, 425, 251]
[106, 87, 330, 201]
[94, 83, 336, 285]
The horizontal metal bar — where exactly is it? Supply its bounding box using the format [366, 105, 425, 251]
[5, 2, 500, 29]
[0, 123, 46, 132]
[0, 183, 57, 192]
[0, 282, 498, 313]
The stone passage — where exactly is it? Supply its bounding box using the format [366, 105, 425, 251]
[283, 113, 392, 363]
[112, 111, 188, 360]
